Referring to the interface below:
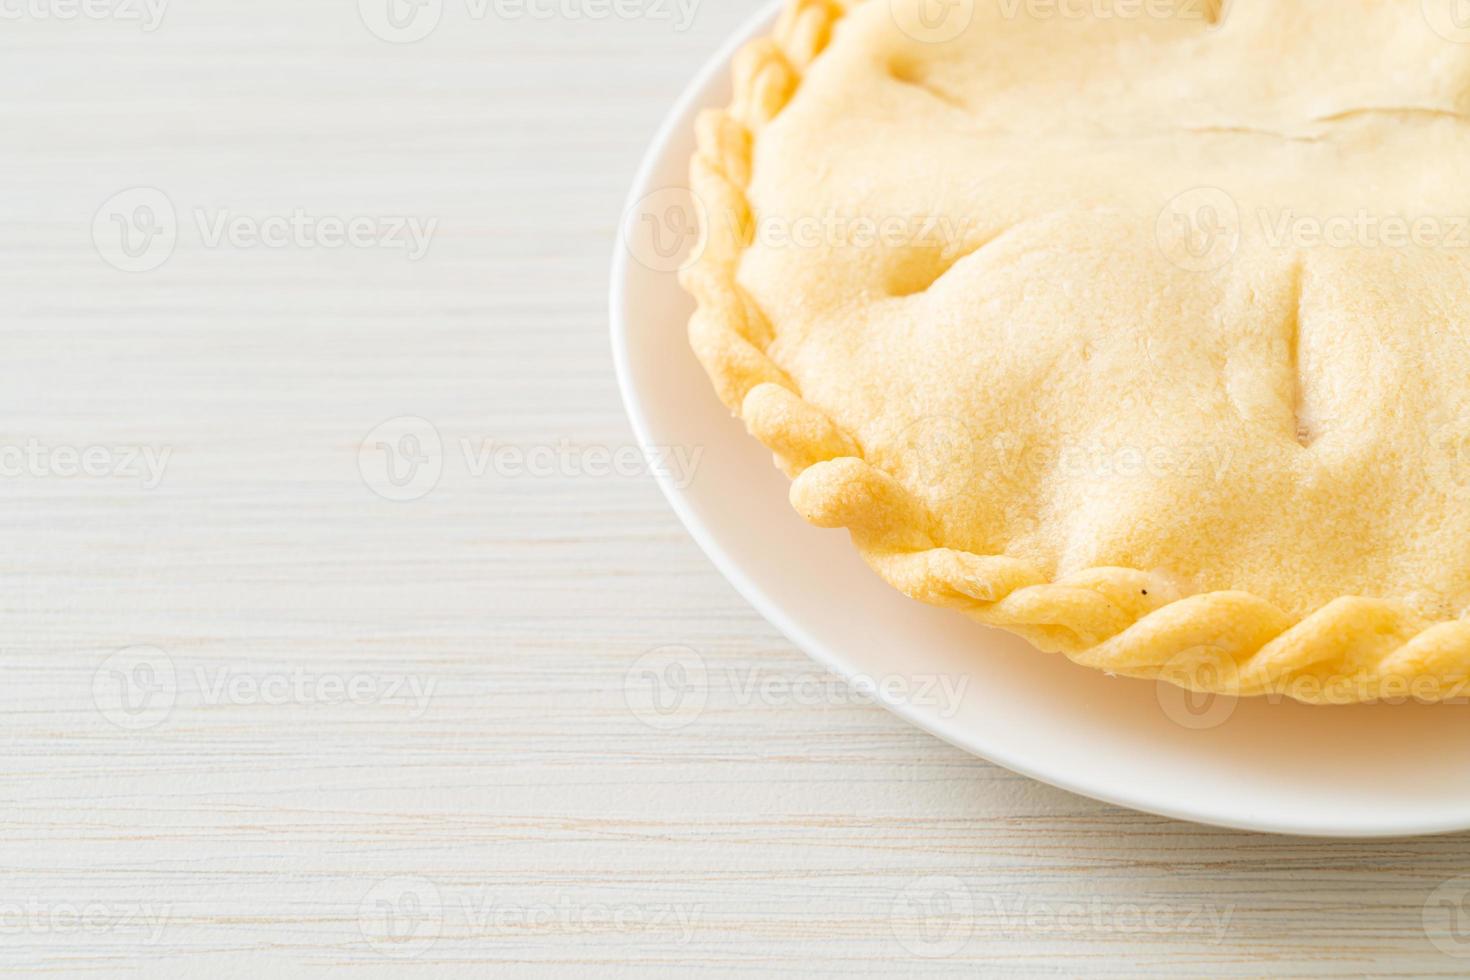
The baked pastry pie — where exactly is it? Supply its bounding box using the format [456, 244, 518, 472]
[681, 0, 1470, 704]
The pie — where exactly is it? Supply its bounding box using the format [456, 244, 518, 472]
[680, 0, 1470, 704]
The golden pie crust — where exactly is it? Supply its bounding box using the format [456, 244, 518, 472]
[681, 0, 1470, 704]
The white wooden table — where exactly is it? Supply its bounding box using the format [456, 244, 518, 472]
[3, 1, 1470, 975]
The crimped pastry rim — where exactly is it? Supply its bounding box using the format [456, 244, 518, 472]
[679, 0, 1470, 705]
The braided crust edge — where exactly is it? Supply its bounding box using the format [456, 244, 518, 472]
[678, 0, 1470, 705]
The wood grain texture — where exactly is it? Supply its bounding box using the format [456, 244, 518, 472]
[3, 1, 1470, 976]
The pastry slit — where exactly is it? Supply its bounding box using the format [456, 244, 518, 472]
[1286, 264, 1315, 448]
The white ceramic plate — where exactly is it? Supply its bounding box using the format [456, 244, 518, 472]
[610, 2, 1470, 838]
